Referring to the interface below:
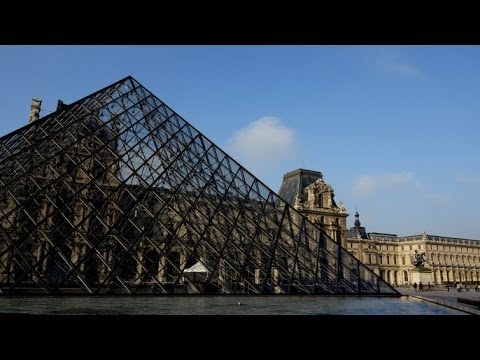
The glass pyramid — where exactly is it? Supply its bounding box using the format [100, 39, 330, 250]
[0, 76, 398, 295]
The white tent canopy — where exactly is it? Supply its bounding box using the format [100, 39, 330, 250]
[183, 260, 209, 284]
[184, 260, 209, 274]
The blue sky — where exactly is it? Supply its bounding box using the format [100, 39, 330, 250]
[1, 45, 479, 239]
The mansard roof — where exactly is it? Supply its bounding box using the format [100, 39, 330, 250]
[278, 168, 323, 206]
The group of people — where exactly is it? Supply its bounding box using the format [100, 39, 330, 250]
[412, 282, 431, 292]
[444, 282, 480, 292]
[412, 282, 480, 292]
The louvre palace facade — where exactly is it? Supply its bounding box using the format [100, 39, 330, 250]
[280, 169, 480, 287]
[0, 77, 397, 295]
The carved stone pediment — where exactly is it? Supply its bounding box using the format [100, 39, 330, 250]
[362, 242, 377, 252]
[303, 178, 336, 209]
[304, 178, 332, 193]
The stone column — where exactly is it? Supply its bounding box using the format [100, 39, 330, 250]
[158, 255, 166, 282]
[100, 248, 109, 282]
[0, 249, 12, 282]
[80, 244, 88, 273]
[218, 258, 227, 293]
[180, 252, 186, 272]
[272, 267, 282, 294]
[135, 249, 144, 285]
[254, 268, 261, 285]
[29, 98, 42, 123]
[70, 232, 83, 267]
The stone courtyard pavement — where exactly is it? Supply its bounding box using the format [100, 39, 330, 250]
[397, 286, 480, 315]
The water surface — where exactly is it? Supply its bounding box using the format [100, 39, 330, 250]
[0, 295, 466, 315]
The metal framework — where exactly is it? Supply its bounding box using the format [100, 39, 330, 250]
[0, 76, 398, 295]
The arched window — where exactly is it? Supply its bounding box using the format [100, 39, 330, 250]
[66, 157, 77, 178]
[92, 159, 107, 181]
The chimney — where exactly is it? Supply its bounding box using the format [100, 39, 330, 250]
[29, 98, 42, 123]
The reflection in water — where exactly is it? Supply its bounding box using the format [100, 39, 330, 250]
[0, 296, 466, 315]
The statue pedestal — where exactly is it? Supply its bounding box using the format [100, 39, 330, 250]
[410, 267, 433, 285]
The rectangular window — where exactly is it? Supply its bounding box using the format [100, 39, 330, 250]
[401, 246, 404, 251]
[409, 245, 412, 250]
[402, 257, 406, 265]
[379, 255, 383, 265]
[368, 254, 372, 264]
[394, 256, 397, 265]
[387, 256, 390, 265]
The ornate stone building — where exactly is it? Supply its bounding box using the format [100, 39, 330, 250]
[280, 168, 480, 286]
[278, 169, 348, 248]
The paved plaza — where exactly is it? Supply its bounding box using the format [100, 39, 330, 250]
[397, 286, 480, 315]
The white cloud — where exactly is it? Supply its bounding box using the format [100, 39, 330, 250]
[353, 171, 415, 196]
[422, 192, 451, 204]
[383, 60, 421, 77]
[456, 175, 480, 184]
[226, 116, 297, 173]
[376, 49, 423, 78]
[353, 175, 375, 196]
